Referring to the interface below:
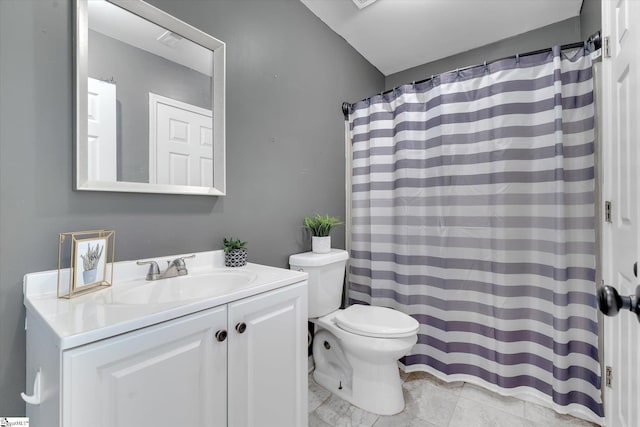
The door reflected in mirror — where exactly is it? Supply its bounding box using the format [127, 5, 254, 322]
[76, 0, 225, 195]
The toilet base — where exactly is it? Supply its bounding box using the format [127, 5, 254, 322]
[311, 328, 407, 416]
[313, 359, 405, 416]
[310, 308, 418, 416]
[311, 309, 418, 415]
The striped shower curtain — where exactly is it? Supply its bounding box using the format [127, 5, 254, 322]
[347, 46, 602, 423]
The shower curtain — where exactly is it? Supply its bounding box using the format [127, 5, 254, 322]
[347, 46, 602, 423]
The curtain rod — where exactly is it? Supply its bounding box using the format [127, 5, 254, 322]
[342, 30, 601, 120]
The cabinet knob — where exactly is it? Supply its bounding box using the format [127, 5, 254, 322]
[215, 329, 227, 342]
[235, 322, 247, 334]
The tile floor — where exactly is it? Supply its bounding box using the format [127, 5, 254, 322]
[308, 370, 598, 427]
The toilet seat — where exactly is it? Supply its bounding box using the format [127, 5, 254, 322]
[334, 305, 419, 338]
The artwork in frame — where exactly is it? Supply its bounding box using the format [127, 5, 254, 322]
[74, 237, 107, 289]
[58, 230, 115, 298]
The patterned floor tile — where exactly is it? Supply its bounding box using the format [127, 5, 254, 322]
[309, 368, 596, 426]
[313, 394, 380, 427]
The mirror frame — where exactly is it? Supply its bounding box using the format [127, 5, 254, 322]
[74, 0, 226, 196]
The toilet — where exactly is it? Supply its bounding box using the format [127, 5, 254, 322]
[289, 249, 418, 416]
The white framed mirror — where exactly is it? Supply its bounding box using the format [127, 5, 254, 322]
[74, 0, 226, 196]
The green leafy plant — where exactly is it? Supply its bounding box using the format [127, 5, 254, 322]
[80, 243, 103, 271]
[303, 214, 343, 237]
[223, 237, 247, 252]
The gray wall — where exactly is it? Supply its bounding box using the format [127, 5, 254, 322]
[580, 0, 602, 40]
[89, 30, 213, 183]
[385, 17, 581, 90]
[0, 0, 383, 415]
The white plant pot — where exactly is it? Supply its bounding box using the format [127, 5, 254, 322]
[312, 236, 331, 254]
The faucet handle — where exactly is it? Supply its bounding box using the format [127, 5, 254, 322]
[136, 260, 161, 281]
[171, 254, 196, 271]
[174, 254, 195, 266]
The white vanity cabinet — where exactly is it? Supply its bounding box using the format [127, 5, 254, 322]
[60, 283, 307, 427]
[23, 254, 308, 427]
[63, 305, 228, 426]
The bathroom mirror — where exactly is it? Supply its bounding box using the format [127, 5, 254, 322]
[74, 0, 226, 195]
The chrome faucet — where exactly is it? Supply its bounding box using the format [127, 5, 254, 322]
[137, 254, 196, 281]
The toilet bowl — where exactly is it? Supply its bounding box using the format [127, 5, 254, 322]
[311, 305, 418, 415]
[289, 250, 419, 416]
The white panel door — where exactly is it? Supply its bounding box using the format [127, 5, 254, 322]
[602, 0, 640, 425]
[149, 93, 212, 187]
[87, 77, 117, 181]
[62, 306, 228, 427]
[227, 282, 308, 427]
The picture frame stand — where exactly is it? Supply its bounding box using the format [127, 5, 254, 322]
[57, 230, 115, 299]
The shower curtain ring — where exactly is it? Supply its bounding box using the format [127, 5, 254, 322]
[483, 61, 488, 72]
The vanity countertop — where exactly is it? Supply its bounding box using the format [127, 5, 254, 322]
[23, 250, 307, 350]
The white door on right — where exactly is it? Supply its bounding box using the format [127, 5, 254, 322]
[601, 0, 640, 425]
[149, 93, 213, 187]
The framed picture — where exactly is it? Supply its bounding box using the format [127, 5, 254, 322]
[74, 237, 107, 290]
[58, 230, 115, 298]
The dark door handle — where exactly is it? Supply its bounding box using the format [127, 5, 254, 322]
[634, 262, 637, 278]
[598, 285, 640, 321]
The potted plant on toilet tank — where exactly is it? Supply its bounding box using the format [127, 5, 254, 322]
[223, 237, 247, 267]
[304, 214, 343, 254]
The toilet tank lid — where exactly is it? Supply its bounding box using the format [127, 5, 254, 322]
[289, 249, 349, 267]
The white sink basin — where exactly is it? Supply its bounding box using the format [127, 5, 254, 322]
[110, 270, 257, 305]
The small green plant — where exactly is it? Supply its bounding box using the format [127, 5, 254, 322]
[223, 237, 247, 252]
[80, 243, 103, 271]
[303, 214, 343, 237]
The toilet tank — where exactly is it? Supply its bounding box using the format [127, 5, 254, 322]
[289, 249, 349, 318]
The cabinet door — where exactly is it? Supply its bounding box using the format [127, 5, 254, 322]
[228, 281, 308, 427]
[62, 306, 228, 427]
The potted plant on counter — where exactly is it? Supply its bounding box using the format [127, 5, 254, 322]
[304, 214, 343, 254]
[223, 237, 248, 267]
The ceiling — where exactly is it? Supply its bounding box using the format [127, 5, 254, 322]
[300, 0, 584, 76]
[89, 0, 212, 76]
